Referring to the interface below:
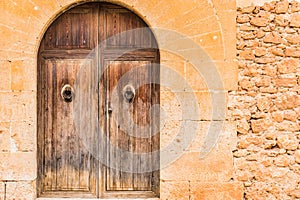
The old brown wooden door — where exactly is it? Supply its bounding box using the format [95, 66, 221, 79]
[37, 2, 159, 198]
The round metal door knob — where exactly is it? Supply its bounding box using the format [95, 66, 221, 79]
[61, 84, 74, 102]
[123, 84, 135, 103]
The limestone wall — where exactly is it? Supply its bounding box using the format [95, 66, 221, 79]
[232, 0, 300, 199]
[0, 0, 240, 199]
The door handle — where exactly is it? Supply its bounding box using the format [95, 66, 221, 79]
[123, 84, 135, 103]
[61, 84, 74, 102]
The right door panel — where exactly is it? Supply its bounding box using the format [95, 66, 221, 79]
[105, 60, 158, 191]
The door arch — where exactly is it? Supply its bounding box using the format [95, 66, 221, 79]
[37, 2, 160, 198]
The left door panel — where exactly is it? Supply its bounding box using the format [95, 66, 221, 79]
[38, 57, 98, 197]
[37, 3, 99, 197]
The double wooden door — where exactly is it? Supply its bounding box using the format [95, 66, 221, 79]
[37, 3, 159, 198]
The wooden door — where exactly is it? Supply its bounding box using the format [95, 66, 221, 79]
[37, 4, 99, 197]
[104, 59, 159, 195]
[37, 3, 159, 198]
[100, 5, 160, 197]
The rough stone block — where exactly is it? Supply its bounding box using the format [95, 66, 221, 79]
[251, 119, 271, 133]
[203, 44, 225, 61]
[274, 15, 289, 26]
[0, 92, 35, 122]
[158, 31, 223, 63]
[273, 77, 297, 87]
[188, 16, 221, 36]
[286, 34, 300, 44]
[218, 11, 237, 60]
[294, 150, 300, 163]
[211, 0, 236, 11]
[275, 0, 289, 13]
[186, 61, 235, 91]
[160, 120, 200, 158]
[263, 32, 284, 44]
[0, 61, 11, 91]
[160, 119, 182, 150]
[239, 50, 255, 60]
[222, 61, 238, 91]
[160, 91, 183, 121]
[160, 181, 189, 200]
[131, 0, 161, 19]
[188, 121, 237, 152]
[290, 13, 300, 27]
[185, 61, 208, 91]
[0, 48, 33, 61]
[156, 0, 215, 30]
[254, 47, 267, 57]
[195, 31, 223, 49]
[195, 91, 228, 121]
[5, 181, 35, 200]
[161, 120, 237, 157]
[57, 0, 80, 8]
[285, 48, 300, 58]
[0, 152, 36, 180]
[190, 182, 243, 200]
[161, 91, 228, 121]
[277, 134, 298, 150]
[11, 60, 36, 91]
[250, 17, 270, 27]
[186, 61, 238, 91]
[10, 122, 36, 152]
[241, 32, 256, 40]
[160, 49, 185, 62]
[5, 0, 43, 19]
[291, 1, 300, 12]
[0, 122, 10, 152]
[29, 0, 59, 18]
[277, 58, 298, 74]
[237, 14, 251, 23]
[160, 59, 185, 92]
[0, 24, 28, 51]
[161, 150, 234, 182]
[162, 57, 237, 92]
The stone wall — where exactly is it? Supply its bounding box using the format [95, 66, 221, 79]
[232, 0, 300, 199]
[0, 0, 240, 199]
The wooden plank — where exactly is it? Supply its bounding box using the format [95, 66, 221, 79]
[43, 5, 95, 50]
[37, 55, 45, 195]
[55, 60, 67, 190]
[51, 60, 59, 190]
[132, 61, 140, 190]
[139, 62, 152, 190]
[43, 60, 54, 191]
[151, 58, 160, 196]
[119, 62, 133, 191]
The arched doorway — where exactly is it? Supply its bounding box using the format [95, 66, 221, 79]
[37, 2, 160, 198]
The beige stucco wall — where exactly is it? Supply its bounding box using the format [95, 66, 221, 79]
[0, 0, 240, 199]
